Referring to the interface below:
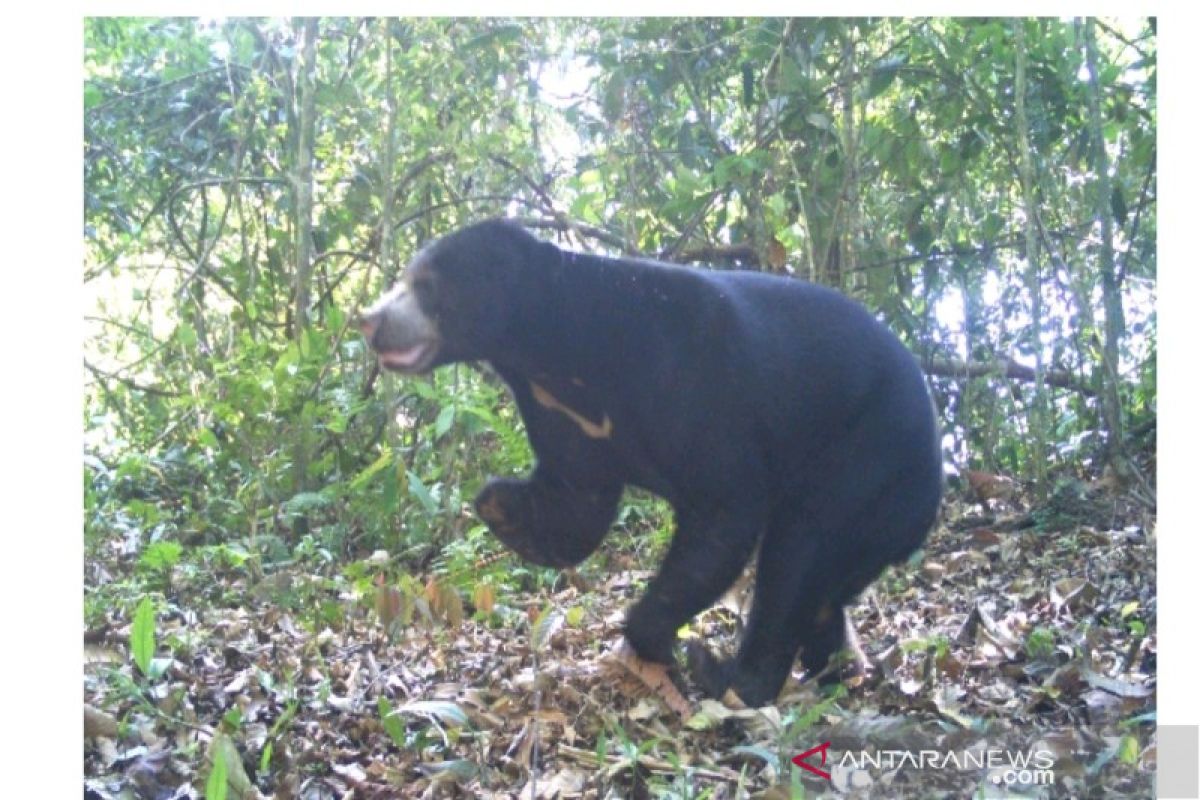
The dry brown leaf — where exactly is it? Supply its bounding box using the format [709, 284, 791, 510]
[1083, 667, 1154, 699]
[766, 237, 788, 269]
[473, 583, 496, 614]
[611, 639, 692, 719]
[374, 573, 403, 628]
[966, 469, 1018, 502]
[441, 585, 465, 627]
[84, 704, 119, 739]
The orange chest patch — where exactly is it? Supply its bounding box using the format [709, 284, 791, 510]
[530, 381, 614, 440]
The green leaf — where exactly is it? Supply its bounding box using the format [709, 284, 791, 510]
[865, 54, 905, 100]
[379, 696, 406, 745]
[221, 706, 243, 731]
[131, 597, 156, 678]
[282, 491, 330, 516]
[397, 699, 469, 728]
[434, 405, 456, 439]
[982, 212, 1004, 241]
[1121, 710, 1157, 728]
[259, 741, 274, 774]
[326, 304, 345, 331]
[383, 462, 400, 511]
[532, 605, 564, 651]
[350, 447, 393, 492]
[406, 471, 439, 514]
[196, 427, 220, 449]
[578, 168, 602, 187]
[778, 56, 806, 94]
[806, 112, 833, 132]
[602, 71, 625, 123]
[140, 541, 183, 573]
[84, 84, 104, 110]
[731, 744, 779, 769]
[464, 23, 524, 52]
[206, 746, 228, 800]
[1118, 734, 1140, 765]
[304, 326, 329, 360]
[327, 412, 348, 435]
[175, 322, 197, 349]
[205, 729, 254, 799]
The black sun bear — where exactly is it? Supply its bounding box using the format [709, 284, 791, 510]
[360, 219, 943, 707]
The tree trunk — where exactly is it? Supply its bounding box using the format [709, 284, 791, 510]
[290, 17, 319, 538]
[1083, 17, 1132, 480]
[379, 19, 399, 285]
[1013, 19, 1050, 498]
[840, 28, 861, 293]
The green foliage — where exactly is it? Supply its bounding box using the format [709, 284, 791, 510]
[204, 730, 256, 800]
[138, 541, 182, 588]
[378, 696, 407, 747]
[130, 597, 157, 678]
[84, 18, 1155, 607]
[532, 604, 566, 651]
[259, 701, 298, 774]
[1025, 626, 1057, 661]
[205, 747, 228, 800]
[380, 698, 471, 753]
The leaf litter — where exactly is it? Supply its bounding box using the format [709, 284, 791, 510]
[85, 484, 1156, 798]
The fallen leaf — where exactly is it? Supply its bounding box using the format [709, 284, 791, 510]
[84, 705, 119, 739]
[610, 639, 692, 718]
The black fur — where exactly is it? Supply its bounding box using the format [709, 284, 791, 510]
[361, 220, 943, 706]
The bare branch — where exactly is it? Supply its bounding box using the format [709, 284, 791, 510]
[923, 356, 1094, 396]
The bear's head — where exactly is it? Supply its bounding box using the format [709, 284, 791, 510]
[359, 220, 549, 373]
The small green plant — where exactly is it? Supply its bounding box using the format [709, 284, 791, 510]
[130, 596, 158, 678]
[378, 696, 406, 747]
[259, 700, 298, 774]
[205, 746, 228, 800]
[900, 633, 950, 660]
[380, 698, 469, 751]
[138, 540, 183, 588]
[1025, 626, 1056, 661]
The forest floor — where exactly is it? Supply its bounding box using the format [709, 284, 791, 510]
[85, 479, 1156, 799]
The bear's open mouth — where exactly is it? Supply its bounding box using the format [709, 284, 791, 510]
[377, 340, 435, 372]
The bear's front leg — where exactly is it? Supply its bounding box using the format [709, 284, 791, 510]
[474, 467, 621, 568]
[623, 501, 764, 668]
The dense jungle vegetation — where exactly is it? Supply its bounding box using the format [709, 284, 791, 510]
[84, 18, 1156, 798]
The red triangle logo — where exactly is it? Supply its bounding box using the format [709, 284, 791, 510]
[791, 741, 833, 780]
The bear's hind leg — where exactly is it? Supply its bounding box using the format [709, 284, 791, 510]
[701, 525, 825, 706]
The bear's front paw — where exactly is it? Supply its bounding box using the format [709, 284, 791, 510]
[474, 476, 605, 568]
[474, 478, 523, 535]
[474, 478, 561, 566]
[475, 478, 538, 556]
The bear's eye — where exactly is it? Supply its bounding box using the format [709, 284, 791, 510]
[411, 273, 439, 311]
